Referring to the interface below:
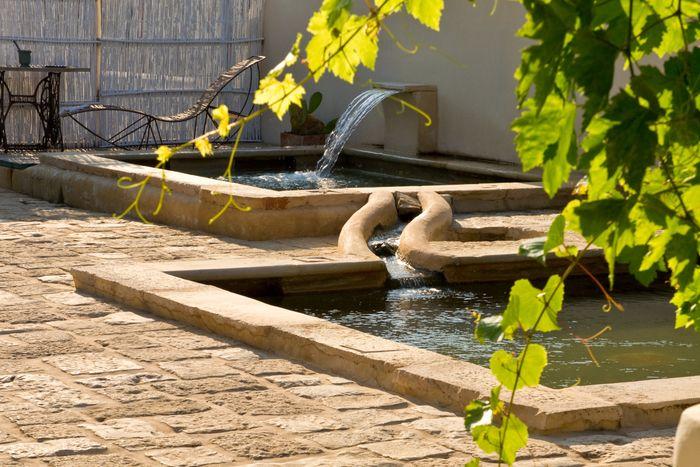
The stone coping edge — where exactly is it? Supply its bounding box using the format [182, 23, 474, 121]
[70, 260, 700, 434]
[153, 256, 386, 282]
[10, 153, 571, 241]
[37, 152, 568, 209]
[344, 146, 541, 182]
[11, 157, 367, 240]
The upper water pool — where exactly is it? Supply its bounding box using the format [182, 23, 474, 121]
[225, 168, 443, 191]
[262, 281, 700, 388]
[173, 150, 514, 190]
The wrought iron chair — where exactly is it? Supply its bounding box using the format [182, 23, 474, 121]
[61, 55, 265, 149]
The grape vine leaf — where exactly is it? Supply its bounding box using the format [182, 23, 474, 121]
[475, 314, 505, 342]
[501, 276, 564, 335]
[490, 344, 548, 390]
[405, 0, 444, 30]
[254, 74, 306, 120]
[471, 412, 529, 465]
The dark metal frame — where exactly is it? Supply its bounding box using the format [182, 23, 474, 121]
[61, 56, 265, 150]
[0, 70, 64, 152]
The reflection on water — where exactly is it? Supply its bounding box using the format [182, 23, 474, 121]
[262, 282, 700, 388]
[227, 169, 439, 191]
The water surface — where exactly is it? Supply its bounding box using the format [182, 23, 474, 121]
[229, 168, 440, 191]
[262, 282, 699, 388]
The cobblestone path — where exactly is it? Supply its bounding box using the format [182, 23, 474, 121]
[0, 188, 676, 466]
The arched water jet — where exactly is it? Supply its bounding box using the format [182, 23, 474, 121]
[316, 88, 399, 176]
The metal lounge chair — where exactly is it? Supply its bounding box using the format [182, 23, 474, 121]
[61, 55, 265, 149]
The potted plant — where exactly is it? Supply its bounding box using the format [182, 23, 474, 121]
[281, 92, 337, 146]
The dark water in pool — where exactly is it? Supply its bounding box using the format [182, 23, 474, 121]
[262, 281, 700, 388]
[226, 169, 441, 190]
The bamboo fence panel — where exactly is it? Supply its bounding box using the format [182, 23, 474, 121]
[1, 0, 263, 147]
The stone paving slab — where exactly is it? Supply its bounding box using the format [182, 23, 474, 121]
[0, 188, 676, 465]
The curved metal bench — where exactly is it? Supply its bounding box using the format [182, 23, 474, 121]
[61, 55, 265, 149]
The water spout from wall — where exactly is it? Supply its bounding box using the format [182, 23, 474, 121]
[316, 88, 399, 176]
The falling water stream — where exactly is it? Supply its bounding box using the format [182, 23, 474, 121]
[368, 222, 440, 288]
[316, 88, 399, 176]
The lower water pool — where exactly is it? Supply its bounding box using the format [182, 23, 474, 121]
[262, 281, 700, 388]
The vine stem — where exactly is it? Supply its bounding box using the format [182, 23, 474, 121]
[497, 239, 597, 466]
[571, 259, 624, 312]
[659, 151, 699, 231]
[625, 0, 636, 79]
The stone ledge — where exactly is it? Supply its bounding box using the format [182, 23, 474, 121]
[15, 155, 367, 240]
[70, 260, 700, 434]
[565, 377, 700, 429]
[17, 153, 573, 242]
[344, 146, 540, 182]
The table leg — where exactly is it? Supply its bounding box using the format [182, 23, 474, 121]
[37, 72, 63, 150]
[0, 71, 7, 152]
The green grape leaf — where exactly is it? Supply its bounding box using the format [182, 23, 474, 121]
[542, 99, 577, 197]
[475, 315, 505, 342]
[472, 413, 529, 465]
[518, 238, 546, 265]
[489, 385, 503, 412]
[465, 400, 491, 430]
[375, 0, 405, 15]
[544, 215, 566, 253]
[500, 414, 529, 465]
[471, 425, 502, 461]
[665, 225, 697, 289]
[570, 29, 619, 126]
[502, 276, 563, 335]
[674, 270, 700, 330]
[513, 95, 577, 193]
[567, 198, 626, 240]
[490, 344, 548, 390]
[604, 92, 658, 191]
[325, 0, 352, 29]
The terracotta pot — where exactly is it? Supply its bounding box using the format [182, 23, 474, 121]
[280, 132, 327, 146]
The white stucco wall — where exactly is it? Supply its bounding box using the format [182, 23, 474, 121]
[261, 0, 527, 163]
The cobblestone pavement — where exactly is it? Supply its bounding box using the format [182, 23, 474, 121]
[0, 188, 676, 466]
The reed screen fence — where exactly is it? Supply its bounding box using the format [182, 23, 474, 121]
[0, 0, 264, 147]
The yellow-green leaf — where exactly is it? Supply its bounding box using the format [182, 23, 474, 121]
[405, 0, 444, 30]
[268, 33, 302, 78]
[254, 73, 306, 120]
[501, 276, 563, 335]
[194, 138, 213, 158]
[306, 12, 379, 83]
[544, 214, 566, 253]
[471, 413, 528, 465]
[211, 105, 230, 137]
[155, 146, 173, 164]
[490, 344, 547, 390]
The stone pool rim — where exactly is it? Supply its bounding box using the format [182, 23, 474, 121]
[6, 151, 568, 241]
[70, 257, 700, 435]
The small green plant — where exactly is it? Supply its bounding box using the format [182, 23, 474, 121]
[289, 91, 338, 135]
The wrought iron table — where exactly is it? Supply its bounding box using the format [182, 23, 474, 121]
[0, 66, 89, 151]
